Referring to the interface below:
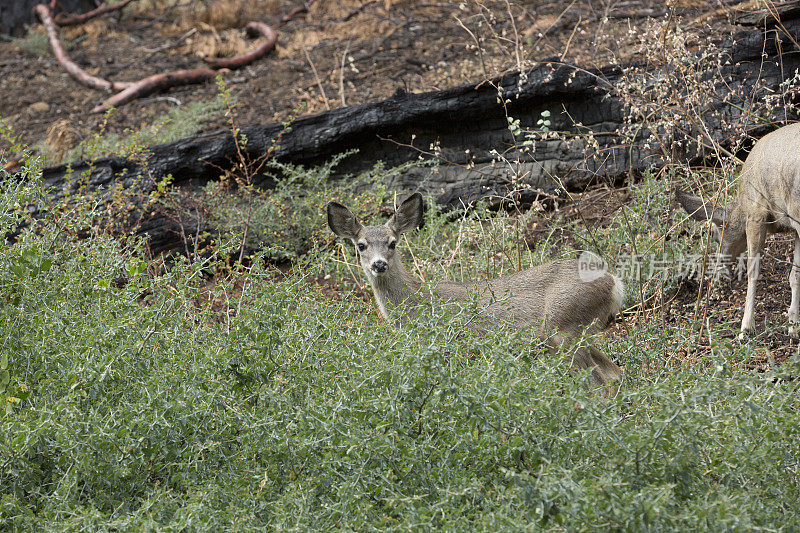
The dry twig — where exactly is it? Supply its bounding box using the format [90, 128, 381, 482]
[34, 4, 132, 93]
[203, 22, 277, 69]
[37, 0, 316, 112]
[92, 68, 225, 113]
[303, 45, 331, 111]
[54, 0, 138, 26]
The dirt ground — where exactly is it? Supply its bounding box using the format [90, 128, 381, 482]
[0, 0, 749, 160]
[668, 237, 800, 367]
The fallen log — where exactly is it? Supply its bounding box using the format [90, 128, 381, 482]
[39, 9, 800, 255]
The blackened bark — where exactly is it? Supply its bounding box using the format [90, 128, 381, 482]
[0, 0, 94, 36]
[38, 11, 800, 254]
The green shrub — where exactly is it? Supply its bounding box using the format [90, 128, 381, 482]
[14, 26, 85, 58]
[15, 27, 53, 57]
[563, 169, 716, 310]
[2, 153, 800, 530]
[80, 95, 230, 161]
[31, 95, 230, 166]
[199, 157, 426, 263]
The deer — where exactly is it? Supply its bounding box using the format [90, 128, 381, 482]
[676, 122, 800, 337]
[326, 193, 625, 387]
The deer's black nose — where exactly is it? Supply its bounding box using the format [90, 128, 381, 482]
[372, 260, 388, 273]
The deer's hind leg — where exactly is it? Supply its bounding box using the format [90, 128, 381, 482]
[788, 232, 800, 337]
[740, 217, 767, 336]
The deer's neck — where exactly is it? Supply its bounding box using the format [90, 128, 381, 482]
[721, 204, 747, 259]
[366, 257, 421, 320]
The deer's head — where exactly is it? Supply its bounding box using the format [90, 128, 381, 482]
[327, 193, 424, 279]
[675, 189, 746, 261]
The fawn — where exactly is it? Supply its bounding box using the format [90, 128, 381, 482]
[327, 193, 624, 386]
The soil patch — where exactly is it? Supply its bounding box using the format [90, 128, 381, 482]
[0, 0, 751, 161]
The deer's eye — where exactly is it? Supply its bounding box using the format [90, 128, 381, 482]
[357, 243, 367, 252]
[388, 241, 396, 250]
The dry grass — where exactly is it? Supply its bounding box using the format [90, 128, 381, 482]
[61, 19, 123, 46]
[43, 120, 80, 165]
[183, 25, 250, 59]
[178, 0, 281, 31]
[275, 30, 323, 58]
[129, 0, 177, 14]
[180, 0, 246, 30]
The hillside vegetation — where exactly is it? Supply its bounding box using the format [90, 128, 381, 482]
[3, 0, 800, 530]
[2, 149, 800, 529]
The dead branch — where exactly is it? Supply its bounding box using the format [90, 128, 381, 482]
[54, 0, 137, 26]
[202, 0, 315, 70]
[278, 0, 317, 27]
[203, 22, 277, 70]
[34, 4, 132, 93]
[91, 68, 227, 113]
[38, 0, 316, 112]
[342, 0, 378, 22]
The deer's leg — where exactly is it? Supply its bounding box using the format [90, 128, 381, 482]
[740, 218, 767, 336]
[587, 346, 622, 387]
[547, 332, 621, 390]
[789, 234, 800, 337]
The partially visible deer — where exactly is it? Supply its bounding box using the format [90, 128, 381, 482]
[327, 193, 624, 387]
[676, 122, 800, 337]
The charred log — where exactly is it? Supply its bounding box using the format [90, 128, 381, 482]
[39, 11, 800, 255]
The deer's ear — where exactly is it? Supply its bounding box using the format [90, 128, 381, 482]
[675, 189, 729, 226]
[387, 193, 424, 235]
[327, 202, 363, 241]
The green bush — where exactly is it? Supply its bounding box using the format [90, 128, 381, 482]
[32, 95, 230, 166]
[15, 27, 58, 57]
[2, 154, 800, 530]
[200, 156, 415, 263]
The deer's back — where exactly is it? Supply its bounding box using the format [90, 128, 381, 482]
[433, 258, 620, 334]
[739, 122, 800, 227]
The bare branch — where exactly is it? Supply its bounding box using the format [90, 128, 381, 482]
[203, 22, 277, 70]
[92, 68, 226, 113]
[54, 0, 138, 27]
[278, 0, 317, 27]
[34, 4, 131, 93]
[38, 0, 317, 112]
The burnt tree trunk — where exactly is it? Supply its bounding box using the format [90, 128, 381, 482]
[38, 11, 800, 255]
[0, 0, 95, 36]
